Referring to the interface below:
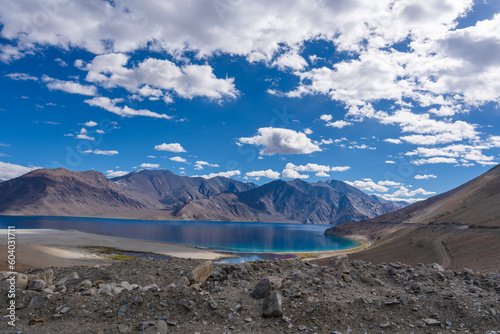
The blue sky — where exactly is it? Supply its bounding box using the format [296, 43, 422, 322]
[0, 0, 500, 203]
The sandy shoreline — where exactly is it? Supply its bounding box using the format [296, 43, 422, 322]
[0, 229, 368, 270]
[0, 229, 224, 270]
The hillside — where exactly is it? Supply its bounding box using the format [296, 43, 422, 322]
[324, 164, 500, 270]
[0, 168, 403, 224]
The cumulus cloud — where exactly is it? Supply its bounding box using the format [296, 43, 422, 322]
[169, 156, 188, 163]
[345, 179, 390, 193]
[81, 53, 238, 102]
[195, 170, 241, 179]
[238, 127, 321, 155]
[154, 143, 186, 152]
[0, 161, 40, 180]
[140, 163, 160, 169]
[281, 168, 309, 179]
[245, 169, 280, 180]
[83, 121, 98, 127]
[84, 97, 172, 119]
[384, 138, 402, 144]
[194, 161, 219, 170]
[41, 75, 97, 96]
[82, 149, 119, 156]
[106, 170, 129, 178]
[415, 174, 437, 179]
[406, 144, 497, 166]
[385, 160, 396, 164]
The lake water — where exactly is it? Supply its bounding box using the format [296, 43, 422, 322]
[0, 216, 359, 260]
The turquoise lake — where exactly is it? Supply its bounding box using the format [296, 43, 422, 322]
[0, 216, 359, 259]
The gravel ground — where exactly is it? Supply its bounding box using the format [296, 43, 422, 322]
[1, 256, 499, 333]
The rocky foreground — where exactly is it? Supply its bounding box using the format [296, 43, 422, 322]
[1, 256, 500, 333]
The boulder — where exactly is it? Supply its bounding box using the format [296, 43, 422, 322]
[263, 291, 283, 318]
[328, 255, 349, 271]
[188, 261, 213, 284]
[29, 279, 47, 291]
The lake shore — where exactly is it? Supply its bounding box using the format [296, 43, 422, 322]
[0, 228, 370, 270]
[0, 229, 224, 271]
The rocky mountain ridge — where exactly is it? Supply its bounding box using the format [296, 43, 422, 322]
[0, 168, 403, 224]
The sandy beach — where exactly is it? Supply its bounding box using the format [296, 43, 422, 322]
[0, 229, 223, 270]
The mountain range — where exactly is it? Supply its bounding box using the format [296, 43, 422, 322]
[324, 164, 500, 270]
[0, 168, 404, 224]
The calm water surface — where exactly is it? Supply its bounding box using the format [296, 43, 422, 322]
[0, 216, 359, 254]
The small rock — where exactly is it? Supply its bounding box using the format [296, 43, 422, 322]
[208, 296, 218, 309]
[119, 281, 133, 291]
[117, 304, 127, 317]
[379, 323, 391, 328]
[263, 291, 283, 318]
[188, 261, 213, 284]
[252, 278, 272, 299]
[328, 255, 349, 271]
[56, 272, 79, 286]
[424, 318, 441, 326]
[29, 279, 47, 291]
[244, 317, 253, 322]
[28, 294, 43, 308]
[117, 324, 130, 333]
[54, 285, 67, 293]
[78, 279, 92, 291]
[429, 263, 445, 272]
[178, 276, 190, 287]
[60, 306, 71, 314]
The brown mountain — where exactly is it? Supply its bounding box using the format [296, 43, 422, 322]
[111, 169, 257, 209]
[0, 168, 403, 224]
[0, 168, 146, 216]
[174, 179, 402, 224]
[324, 164, 500, 271]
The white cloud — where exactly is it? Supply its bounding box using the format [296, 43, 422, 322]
[154, 143, 186, 152]
[385, 160, 396, 164]
[245, 169, 280, 180]
[83, 121, 98, 127]
[281, 168, 309, 179]
[0, 161, 40, 180]
[106, 170, 129, 178]
[84, 97, 172, 119]
[82, 53, 238, 102]
[5, 72, 37, 81]
[330, 166, 351, 172]
[391, 185, 436, 197]
[286, 162, 330, 173]
[325, 120, 353, 129]
[315, 171, 330, 177]
[345, 179, 389, 193]
[41, 75, 97, 96]
[320, 114, 333, 122]
[412, 157, 458, 165]
[303, 128, 313, 135]
[195, 170, 241, 179]
[169, 156, 188, 163]
[194, 161, 219, 170]
[406, 144, 497, 166]
[238, 127, 321, 155]
[272, 50, 308, 71]
[415, 174, 437, 179]
[384, 138, 402, 144]
[76, 134, 95, 140]
[140, 163, 160, 169]
[378, 180, 402, 186]
[83, 149, 119, 156]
